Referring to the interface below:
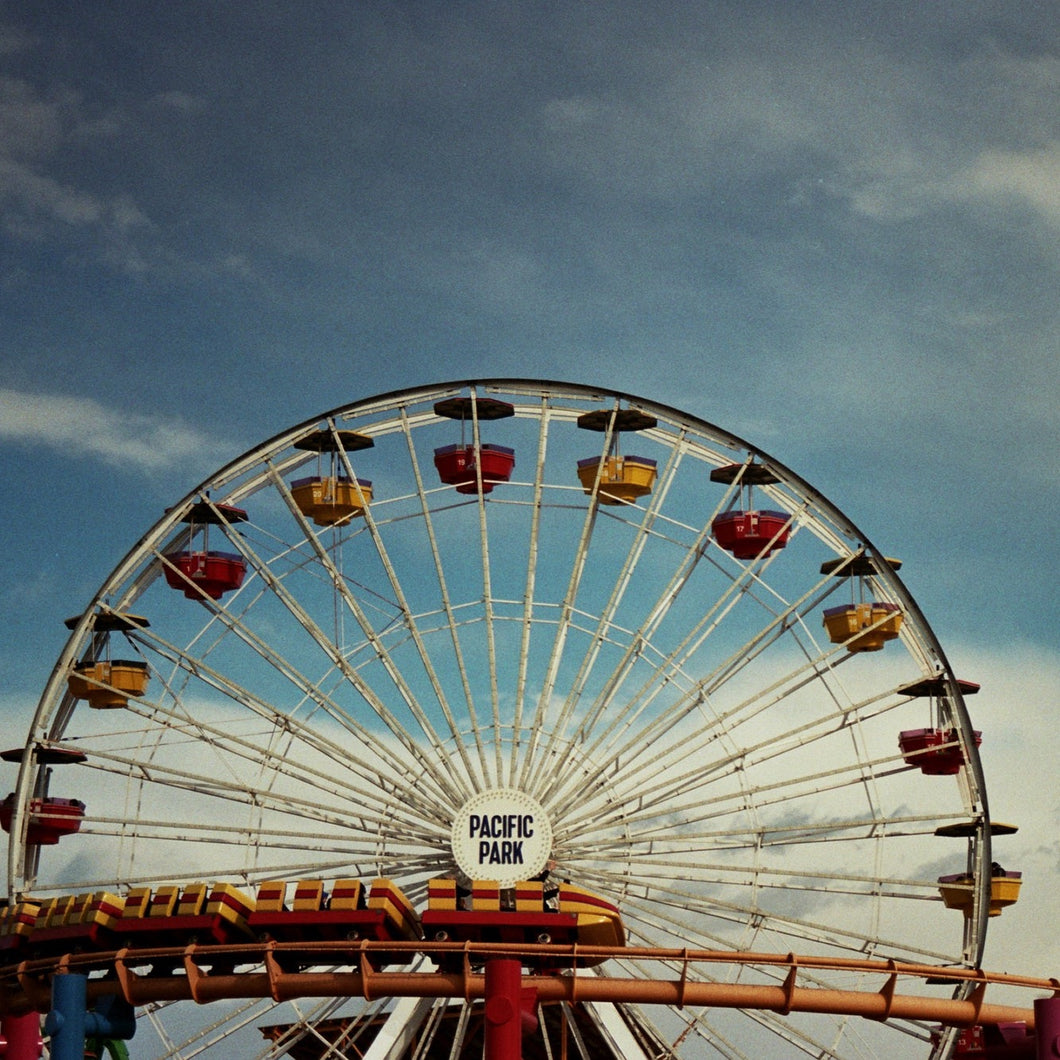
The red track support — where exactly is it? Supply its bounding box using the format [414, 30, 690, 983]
[0, 1012, 43, 1058]
[1035, 997, 1060, 1060]
[484, 958, 523, 1060]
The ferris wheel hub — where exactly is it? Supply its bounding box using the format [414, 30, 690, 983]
[450, 788, 553, 887]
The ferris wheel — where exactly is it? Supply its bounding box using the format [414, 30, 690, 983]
[4, 380, 996, 1058]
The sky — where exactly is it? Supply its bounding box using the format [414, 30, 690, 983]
[1, 0, 1058, 1019]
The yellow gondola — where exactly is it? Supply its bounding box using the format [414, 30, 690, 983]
[577, 455, 657, 504]
[291, 476, 373, 525]
[68, 659, 149, 708]
[938, 871, 1022, 917]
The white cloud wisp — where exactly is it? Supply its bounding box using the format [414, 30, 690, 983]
[0, 388, 230, 474]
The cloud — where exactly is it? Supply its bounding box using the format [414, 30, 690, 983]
[0, 389, 232, 473]
[961, 142, 1060, 229]
[147, 90, 207, 116]
[0, 75, 69, 161]
[0, 156, 105, 227]
[0, 74, 152, 262]
[939, 639, 1060, 980]
[0, 23, 33, 56]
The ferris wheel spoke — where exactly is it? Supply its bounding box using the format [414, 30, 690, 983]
[209, 522, 467, 800]
[547, 440, 691, 753]
[460, 395, 505, 783]
[675, 1015, 758, 1060]
[520, 396, 661, 794]
[70, 844, 400, 891]
[165, 996, 279, 1059]
[87, 741, 446, 843]
[149, 541, 467, 807]
[571, 538, 717, 746]
[142, 1002, 184, 1057]
[517, 479, 604, 795]
[509, 397, 552, 783]
[78, 812, 429, 859]
[635, 578, 841, 737]
[567, 761, 918, 851]
[612, 874, 953, 963]
[111, 791, 439, 862]
[256, 994, 382, 1060]
[698, 1006, 846, 1060]
[597, 552, 784, 712]
[564, 569, 843, 788]
[268, 456, 486, 795]
[566, 810, 957, 880]
[587, 852, 935, 907]
[566, 618, 887, 821]
[557, 686, 915, 838]
[126, 624, 457, 811]
[62, 713, 450, 841]
[562, 466, 764, 751]
[631, 810, 955, 854]
[396, 407, 491, 786]
[642, 984, 850, 1060]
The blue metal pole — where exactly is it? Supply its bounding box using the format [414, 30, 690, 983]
[85, 994, 136, 1044]
[44, 974, 136, 1060]
[44, 974, 87, 1060]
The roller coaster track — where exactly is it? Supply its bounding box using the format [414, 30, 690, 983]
[1, 941, 1053, 1031]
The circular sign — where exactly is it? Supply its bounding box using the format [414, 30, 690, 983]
[450, 788, 552, 888]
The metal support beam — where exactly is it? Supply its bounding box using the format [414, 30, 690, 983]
[0, 1012, 43, 1059]
[1036, 997, 1060, 1060]
[362, 995, 438, 1060]
[44, 974, 87, 1060]
[42, 974, 136, 1060]
[485, 959, 523, 1060]
[2, 942, 1050, 1036]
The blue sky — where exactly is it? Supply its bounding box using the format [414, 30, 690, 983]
[1, 0, 1058, 993]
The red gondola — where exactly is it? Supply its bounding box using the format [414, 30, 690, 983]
[163, 550, 247, 599]
[899, 728, 982, 775]
[433, 396, 516, 495]
[710, 463, 791, 559]
[163, 500, 248, 600]
[0, 794, 85, 845]
[939, 1022, 1035, 1058]
[712, 509, 790, 559]
[434, 444, 516, 494]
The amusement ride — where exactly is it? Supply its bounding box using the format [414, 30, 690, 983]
[0, 380, 1051, 1059]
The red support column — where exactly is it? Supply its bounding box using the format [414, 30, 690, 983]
[1036, 997, 1060, 1060]
[484, 958, 523, 1060]
[0, 1012, 44, 1059]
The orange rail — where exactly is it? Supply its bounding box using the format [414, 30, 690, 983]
[2, 940, 1055, 1028]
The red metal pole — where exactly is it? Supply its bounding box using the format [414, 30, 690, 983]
[1035, 997, 1060, 1060]
[0, 1012, 43, 1059]
[484, 958, 523, 1060]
